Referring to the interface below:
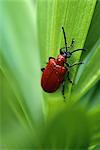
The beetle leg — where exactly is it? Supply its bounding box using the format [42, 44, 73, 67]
[66, 63, 70, 67]
[69, 62, 84, 67]
[67, 71, 73, 84]
[66, 62, 83, 68]
[49, 57, 55, 60]
[62, 79, 66, 100]
[41, 68, 45, 72]
[71, 49, 87, 54]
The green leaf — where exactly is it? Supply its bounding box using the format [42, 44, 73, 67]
[71, 0, 100, 103]
[1, 0, 45, 127]
[89, 109, 100, 146]
[0, 0, 99, 149]
[83, 0, 100, 59]
[37, 0, 97, 118]
[77, 81, 100, 110]
[76, 81, 100, 147]
[71, 39, 100, 102]
[42, 106, 90, 149]
[0, 1, 44, 148]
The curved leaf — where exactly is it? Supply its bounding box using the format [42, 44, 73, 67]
[37, 0, 97, 117]
[71, 39, 100, 102]
[42, 106, 90, 149]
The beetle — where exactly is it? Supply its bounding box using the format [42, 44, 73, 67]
[41, 27, 86, 99]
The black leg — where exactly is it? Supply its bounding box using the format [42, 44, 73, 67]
[67, 71, 73, 84]
[66, 62, 83, 68]
[71, 48, 87, 54]
[69, 62, 83, 67]
[66, 63, 70, 67]
[62, 79, 66, 100]
[41, 68, 45, 72]
[49, 57, 55, 60]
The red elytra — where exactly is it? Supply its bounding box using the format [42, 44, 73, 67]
[41, 27, 86, 99]
[41, 55, 68, 93]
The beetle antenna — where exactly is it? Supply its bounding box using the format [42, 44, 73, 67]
[62, 27, 67, 52]
[71, 49, 87, 54]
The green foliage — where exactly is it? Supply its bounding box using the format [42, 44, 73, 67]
[0, 0, 100, 149]
[42, 107, 90, 149]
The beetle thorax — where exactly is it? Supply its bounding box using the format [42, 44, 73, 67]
[56, 54, 67, 66]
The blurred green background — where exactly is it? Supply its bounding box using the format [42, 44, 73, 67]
[0, 0, 100, 149]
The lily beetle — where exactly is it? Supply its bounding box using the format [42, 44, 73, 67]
[41, 27, 86, 99]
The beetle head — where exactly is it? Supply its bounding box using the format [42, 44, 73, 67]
[60, 49, 72, 58]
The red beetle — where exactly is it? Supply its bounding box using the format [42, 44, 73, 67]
[41, 27, 86, 99]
